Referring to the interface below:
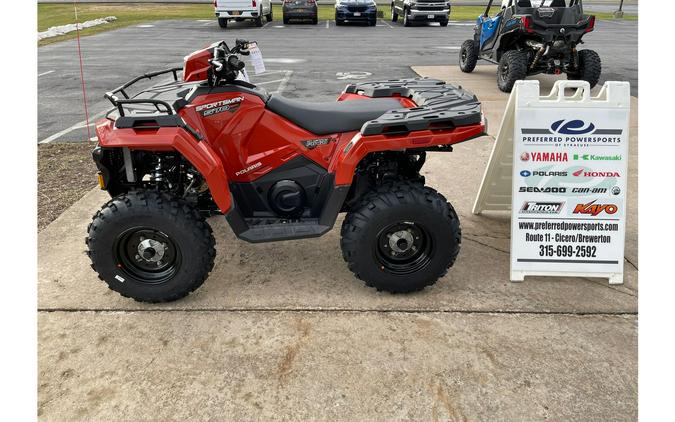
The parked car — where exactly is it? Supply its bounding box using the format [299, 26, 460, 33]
[283, 0, 319, 24]
[214, 0, 273, 28]
[391, 0, 451, 27]
[335, 0, 378, 26]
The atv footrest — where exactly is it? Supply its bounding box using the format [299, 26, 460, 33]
[238, 218, 331, 243]
[344, 77, 482, 136]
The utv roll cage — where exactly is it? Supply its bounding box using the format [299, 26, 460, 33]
[484, 0, 583, 16]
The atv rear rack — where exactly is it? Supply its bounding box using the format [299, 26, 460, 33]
[343, 78, 483, 136]
[104, 67, 183, 117]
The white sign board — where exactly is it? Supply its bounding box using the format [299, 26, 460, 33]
[473, 80, 631, 284]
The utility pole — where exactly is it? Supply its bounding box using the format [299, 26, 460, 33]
[614, 0, 625, 19]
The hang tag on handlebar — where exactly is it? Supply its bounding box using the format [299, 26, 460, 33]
[248, 42, 266, 75]
[238, 68, 250, 83]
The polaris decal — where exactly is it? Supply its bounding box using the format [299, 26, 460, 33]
[235, 161, 262, 176]
[301, 137, 335, 150]
[196, 96, 244, 117]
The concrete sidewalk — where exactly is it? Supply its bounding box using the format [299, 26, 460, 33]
[38, 66, 638, 420]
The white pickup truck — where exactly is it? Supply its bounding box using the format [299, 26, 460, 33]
[215, 0, 273, 28]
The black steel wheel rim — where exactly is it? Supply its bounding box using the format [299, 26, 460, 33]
[375, 221, 433, 275]
[114, 227, 181, 284]
[461, 48, 468, 64]
[499, 62, 510, 82]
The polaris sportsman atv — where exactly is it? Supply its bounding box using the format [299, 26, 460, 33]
[86, 39, 487, 302]
[459, 0, 600, 92]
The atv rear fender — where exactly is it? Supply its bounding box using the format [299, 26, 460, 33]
[94, 119, 233, 213]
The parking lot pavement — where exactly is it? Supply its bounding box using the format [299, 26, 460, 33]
[38, 20, 638, 420]
[38, 19, 637, 142]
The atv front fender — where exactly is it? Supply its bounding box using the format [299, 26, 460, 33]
[95, 119, 233, 214]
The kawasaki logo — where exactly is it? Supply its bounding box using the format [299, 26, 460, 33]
[573, 200, 618, 216]
[573, 154, 622, 161]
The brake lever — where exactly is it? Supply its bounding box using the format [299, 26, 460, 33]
[210, 59, 224, 72]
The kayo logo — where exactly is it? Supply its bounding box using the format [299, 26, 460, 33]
[551, 119, 596, 135]
[573, 200, 618, 216]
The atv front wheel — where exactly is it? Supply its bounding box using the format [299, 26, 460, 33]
[497, 50, 528, 93]
[341, 183, 461, 293]
[459, 39, 479, 73]
[218, 18, 228, 28]
[86, 191, 216, 303]
[568, 49, 602, 89]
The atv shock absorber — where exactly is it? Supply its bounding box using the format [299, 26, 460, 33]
[571, 46, 579, 70]
[529, 42, 548, 71]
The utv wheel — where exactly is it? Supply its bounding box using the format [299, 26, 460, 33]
[254, 16, 263, 27]
[568, 49, 602, 89]
[86, 190, 216, 303]
[459, 39, 479, 73]
[218, 18, 228, 28]
[497, 50, 528, 93]
[391, 4, 399, 22]
[403, 8, 412, 26]
[341, 183, 461, 293]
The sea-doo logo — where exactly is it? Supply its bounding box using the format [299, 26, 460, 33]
[520, 201, 565, 215]
[301, 137, 334, 150]
[520, 152, 568, 162]
[572, 168, 620, 178]
[573, 200, 618, 216]
[551, 119, 596, 135]
[196, 96, 244, 117]
[611, 186, 621, 196]
[519, 187, 567, 193]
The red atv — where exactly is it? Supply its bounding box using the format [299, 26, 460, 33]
[86, 39, 486, 302]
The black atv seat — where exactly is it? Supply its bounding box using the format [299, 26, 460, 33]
[266, 95, 403, 135]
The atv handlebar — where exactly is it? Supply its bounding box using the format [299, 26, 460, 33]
[209, 39, 253, 85]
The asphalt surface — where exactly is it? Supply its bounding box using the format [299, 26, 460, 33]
[37, 18, 637, 142]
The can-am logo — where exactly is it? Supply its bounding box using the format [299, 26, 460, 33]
[520, 152, 568, 162]
[520, 201, 565, 214]
[551, 119, 596, 135]
[572, 168, 620, 178]
[573, 200, 618, 216]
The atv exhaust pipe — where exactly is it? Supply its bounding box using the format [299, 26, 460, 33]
[527, 41, 549, 71]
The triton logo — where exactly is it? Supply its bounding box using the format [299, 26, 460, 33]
[551, 119, 596, 135]
[520, 201, 565, 215]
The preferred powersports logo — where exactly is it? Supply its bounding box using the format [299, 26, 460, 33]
[521, 119, 623, 147]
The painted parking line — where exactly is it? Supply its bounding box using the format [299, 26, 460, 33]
[270, 70, 293, 95]
[39, 109, 109, 144]
[379, 19, 393, 29]
[326, 20, 330, 29]
[38, 70, 55, 77]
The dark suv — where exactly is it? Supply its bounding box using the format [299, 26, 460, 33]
[391, 0, 451, 27]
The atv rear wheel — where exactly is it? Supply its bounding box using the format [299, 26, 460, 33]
[86, 190, 216, 303]
[218, 18, 228, 28]
[497, 50, 528, 93]
[341, 183, 461, 293]
[459, 39, 479, 73]
[391, 4, 399, 22]
[568, 49, 602, 88]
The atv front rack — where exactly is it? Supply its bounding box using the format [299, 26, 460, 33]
[344, 78, 482, 136]
[104, 67, 183, 117]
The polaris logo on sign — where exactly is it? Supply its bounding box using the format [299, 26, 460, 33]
[520, 201, 565, 215]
